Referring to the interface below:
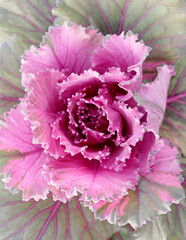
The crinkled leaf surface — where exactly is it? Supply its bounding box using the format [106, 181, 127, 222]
[0, 179, 117, 240]
[0, 36, 27, 117]
[0, 0, 55, 46]
[53, 0, 185, 73]
[134, 198, 186, 240]
[160, 56, 186, 156]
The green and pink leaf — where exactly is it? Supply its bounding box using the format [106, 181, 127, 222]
[108, 225, 134, 240]
[0, 0, 55, 47]
[88, 141, 184, 229]
[0, 179, 117, 240]
[0, 36, 27, 117]
[134, 198, 186, 240]
[160, 56, 186, 156]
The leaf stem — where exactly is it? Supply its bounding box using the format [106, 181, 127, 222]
[167, 92, 186, 103]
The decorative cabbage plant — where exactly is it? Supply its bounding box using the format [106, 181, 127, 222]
[0, 0, 185, 239]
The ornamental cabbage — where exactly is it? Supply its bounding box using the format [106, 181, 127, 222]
[0, 23, 184, 228]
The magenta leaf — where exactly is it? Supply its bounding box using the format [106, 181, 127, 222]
[0, 37, 27, 117]
[0, 104, 49, 201]
[43, 153, 139, 203]
[0, 0, 55, 47]
[92, 31, 150, 87]
[160, 56, 186, 156]
[53, 0, 185, 72]
[22, 23, 103, 75]
[22, 70, 67, 158]
[0, 179, 118, 240]
[134, 198, 186, 240]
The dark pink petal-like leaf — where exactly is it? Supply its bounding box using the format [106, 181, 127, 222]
[0, 180, 117, 240]
[51, 112, 87, 156]
[22, 23, 103, 75]
[90, 140, 184, 228]
[102, 101, 144, 171]
[160, 56, 186, 156]
[44, 153, 139, 203]
[101, 67, 141, 94]
[135, 65, 175, 133]
[0, 104, 49, 201]
[23, 70, 66, 158]
[58, 70, 102, 100]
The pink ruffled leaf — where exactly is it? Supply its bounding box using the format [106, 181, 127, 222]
[53, 0, 185, 74]
[92, 32, 150, 91]
[102, 101, 144, 171]
[43, 154, 139, 203]
[134, 131, 158, 175]
[0, 0, 55, 47]
[0, 104, 49, 201]
[53, 70, 108, 159]
[23, 70, 66, 158]
[134, 65, 176, 133]
[89, 141, 184, 229]
[160, 56, 186, 156]
[22, 23, 104, 75]
[51, 112, 88, 156]
[0, 181, 117, 240]
[101, 67, 143, 93]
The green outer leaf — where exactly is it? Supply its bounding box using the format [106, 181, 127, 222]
[108, 225, 134, 240]
[134, 158, 186, 240]
[180, 157, 186, 184]
[160, 56, 186, 156]
[0, 179, 118, 240]
[0, 0, 56, 117]
[134, 198, 186, 240]
[0, 36, 27, 117]
[53, 0, 186, 67]
[0, 0, 55, 47]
